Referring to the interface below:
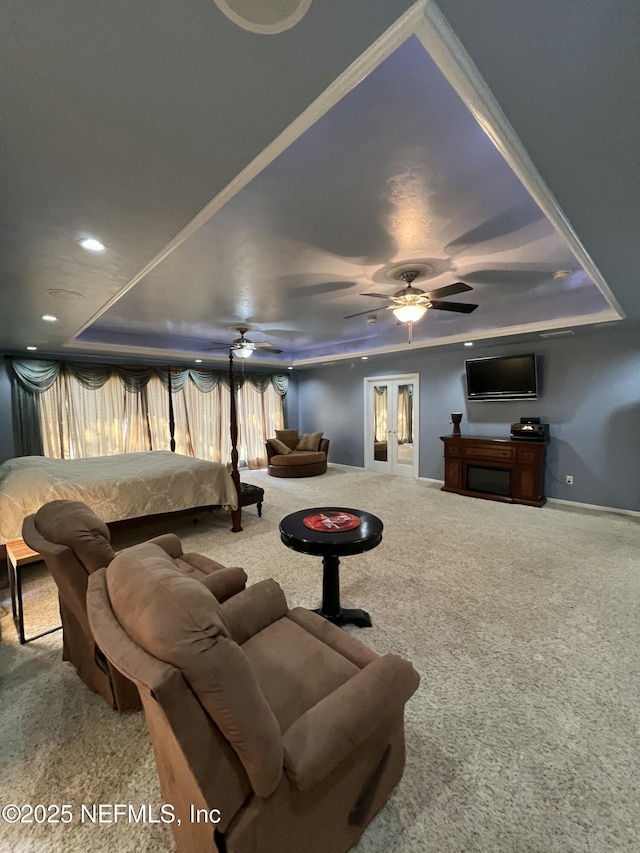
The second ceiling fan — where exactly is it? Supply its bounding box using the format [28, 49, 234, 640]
[343, 269, 478, 323]
[203, 326, 282, 358]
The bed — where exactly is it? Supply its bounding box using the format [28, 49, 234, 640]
[0, 451, 240, 546]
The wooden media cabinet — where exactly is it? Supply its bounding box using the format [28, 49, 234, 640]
[440, 435, 547, 507]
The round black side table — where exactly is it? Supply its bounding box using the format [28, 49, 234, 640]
[279, 507, 383, 628]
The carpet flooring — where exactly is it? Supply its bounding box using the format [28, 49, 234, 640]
[1, 465, 639, 853]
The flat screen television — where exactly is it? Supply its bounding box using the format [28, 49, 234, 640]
[465, 353, 538, 401]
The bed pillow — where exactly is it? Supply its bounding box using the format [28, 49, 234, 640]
[268, 438, 292, 455]
[296, 432, 324, 452]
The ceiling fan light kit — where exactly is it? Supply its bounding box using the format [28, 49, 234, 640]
[234, 343, 254, 358]
[392, 303, 428, 323]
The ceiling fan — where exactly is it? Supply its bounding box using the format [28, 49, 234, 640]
[203, 326, 283, 358]
[343, 269, 478, 323]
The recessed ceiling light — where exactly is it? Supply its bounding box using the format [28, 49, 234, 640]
[26, 346, 37, 351]
[552, 269, 572, 280]
[464, 341, 474, 347]
[361, 356, 368, 360]
[42, 314, 58, 322]
[194, 358, 203, 363]
[287, 366, 294, 370]
[79, 237, 106, 252]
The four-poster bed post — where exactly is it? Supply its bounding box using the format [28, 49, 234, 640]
[229, 351, 243, 532]
[168, 366, 176, 452]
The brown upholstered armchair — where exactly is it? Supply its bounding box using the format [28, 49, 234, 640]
[86, 543, 420, 853]
[22, 500, 247, 712]
[265, 429, 330, 477]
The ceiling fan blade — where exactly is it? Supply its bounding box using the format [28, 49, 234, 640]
[426, 281, 473, 299]
[202, 344, 231, 351]
[256, 328, 300, 337]
[429, 300, 478, 313]
[359, 292, 395, 299]
[252, 341, 283, 354]
[343, 306, 387, 319]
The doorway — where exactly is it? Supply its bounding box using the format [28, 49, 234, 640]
[364, 374, 419, 477]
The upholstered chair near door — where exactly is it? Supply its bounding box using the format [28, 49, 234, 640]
[22, 500, 247, 712]
[86, 543, 420, 853]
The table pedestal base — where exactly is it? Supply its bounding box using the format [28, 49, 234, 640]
[317, 554, 372, 628]
[313, 606, 372, 628]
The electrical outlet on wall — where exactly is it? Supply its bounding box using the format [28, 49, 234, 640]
[565, 475, 574, 485]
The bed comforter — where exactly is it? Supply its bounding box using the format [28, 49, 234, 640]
[0, 451, 238, 544]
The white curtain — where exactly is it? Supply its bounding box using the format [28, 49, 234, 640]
[237, 381, 283, 468]
[122, 387, 152, 453]
[397, 385, 412, 445]
[40, 374, 129, 458]
[39, 370, 283, 466]
[374, 386, 387, 442]
[144, 376, 193, 456]
[182, 381, 229, 464]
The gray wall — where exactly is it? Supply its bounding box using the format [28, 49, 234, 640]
[283, 371, 298, 432]
[0, 360, 14, 463]
[297, 326, 640, 512]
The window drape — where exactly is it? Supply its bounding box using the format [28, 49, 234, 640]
[374, 386, 388, 443]
[182, 380, 229, 463]
[8, 358, 287, 466]
[237, 381, 283, 468]
[40, 373, 130, 459]
[397, 384, 413, 445]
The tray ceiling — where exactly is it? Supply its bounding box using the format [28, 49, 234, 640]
[1, 1, 634, 366]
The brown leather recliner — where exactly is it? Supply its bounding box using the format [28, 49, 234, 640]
[86, 544, 420, 853]
[266, 429, 330, 477]
[22, 499, 248, 712]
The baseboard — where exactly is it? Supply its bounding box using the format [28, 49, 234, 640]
[546, 497, 640, 518]
[334, 469, 640, 518]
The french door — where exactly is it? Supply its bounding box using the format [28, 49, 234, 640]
[364, 374, 419, 477]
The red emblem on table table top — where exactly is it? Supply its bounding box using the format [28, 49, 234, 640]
[302, 512, 361, 532]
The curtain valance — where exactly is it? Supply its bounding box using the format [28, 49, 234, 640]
[9, 359, 288, 396]
[8, 358, 288, 457]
